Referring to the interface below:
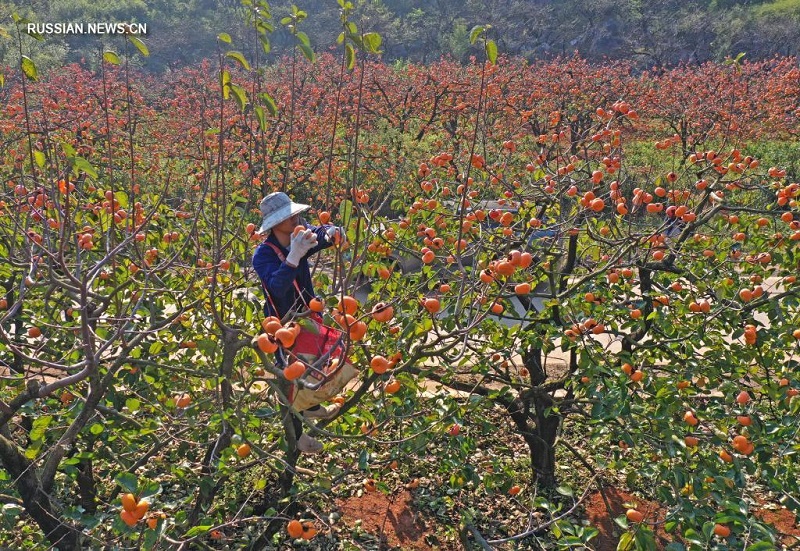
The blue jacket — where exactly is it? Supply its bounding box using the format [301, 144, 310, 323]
[252, 224, 333, 318]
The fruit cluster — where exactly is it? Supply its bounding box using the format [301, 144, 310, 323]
[120, 493, 149, 527]
[286, 519, 317, 540]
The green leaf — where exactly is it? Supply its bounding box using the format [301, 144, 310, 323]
[254, 478, 267, 491]
[115, 472, 138, 493]
[220, 70, 231, 100]
[295, 31, 311, 48]
[254, 106, 267, 131]
[143, 530, 158, 548]
[226, 51, 250, 70]
[415, 318, 434, 335]
[218, 33, 232, 44]
[363, 32, 382, 54]
[673, 468, 686, 489]
[0, 72, 4, 87]
[114, 191, 129, 209]
[469, 25, 484, 45]
[613, 516, 629, 529]
[33, 150, 45, 168]
[746, 542, 776, 551]
[125, 398, 140, 411]
[298, 43, 315, 63]
[184, 525, 212, 537]
[701, 521, 715, 538]
[127, 36, 149, 57]
[634, 527, 657, 549]
[485, 39, 497, 64]
[683, 528, 703, 545]
[259, 92, 277, 116]
[139, 481, 162, 499]
[345, 43, 355, 70]
[73, 157, 98, 179]
[1, 503, 23, 519]
[24, 443, 41, 460]
[103, 51, 120, 65]
[21, 56, 37, 81]
[30, 416, 52, 441]
[259, 35, 271, 54]
[89, 423, 104, 435]
[19, 21, 43, 41]
[229, 83, 248, 111]
[616, 531, 634, 551]
[348, 32, 363, 49]
[358, 449, 369, 470]
[551, 521, 562, 538]
[555, 485, 574, 497]
[340, 199, 354, 228]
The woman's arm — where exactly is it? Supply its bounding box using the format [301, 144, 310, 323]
[253, 244, 298, 297]
[305, 224, 336, 256]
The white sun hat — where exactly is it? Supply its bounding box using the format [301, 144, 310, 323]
[256, 192, 311, 234]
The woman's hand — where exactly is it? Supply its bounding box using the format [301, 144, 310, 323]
[286, 229, 318, 266]
[326, 226, 347, 245]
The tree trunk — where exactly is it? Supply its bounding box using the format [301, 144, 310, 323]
[76, 457, 97, 514]
[0, 432, 79, 550]
[506, 393, 560, 488]
[512, 344, 561, 488]
[249, 405, 300, 550]
[277, 403, 299, 494]
[187, 333, 239, 525]
[530, 393, 560, 488]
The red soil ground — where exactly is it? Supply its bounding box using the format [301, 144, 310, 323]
[337, 490, 452, 549]
[337, 485, 800, 550]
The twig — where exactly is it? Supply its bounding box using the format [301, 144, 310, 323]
[0, 493, 23, 505]
[487, 475, 598, 544]
[460, 522, 495, 550]
[561, 439, 619, 538]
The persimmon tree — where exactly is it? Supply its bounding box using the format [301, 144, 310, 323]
[2, 7, 800, 549]
[0, 19, 204, 549]
[639, 57, 800, 155]
[313, 44, 800, 547]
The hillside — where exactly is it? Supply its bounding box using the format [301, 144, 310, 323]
[1, 0, 799, 72]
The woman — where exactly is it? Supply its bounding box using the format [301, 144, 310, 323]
[252, 191, 344, 454]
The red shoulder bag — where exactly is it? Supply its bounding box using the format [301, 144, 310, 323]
[260, 242, 358, 410]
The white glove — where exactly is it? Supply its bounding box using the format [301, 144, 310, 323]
[286, 229, 318, 266]
[326, 226, 347, 244]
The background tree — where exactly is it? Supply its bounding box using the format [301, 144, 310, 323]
[3, 0, 800, 72]
[1, 6, 799, 549]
